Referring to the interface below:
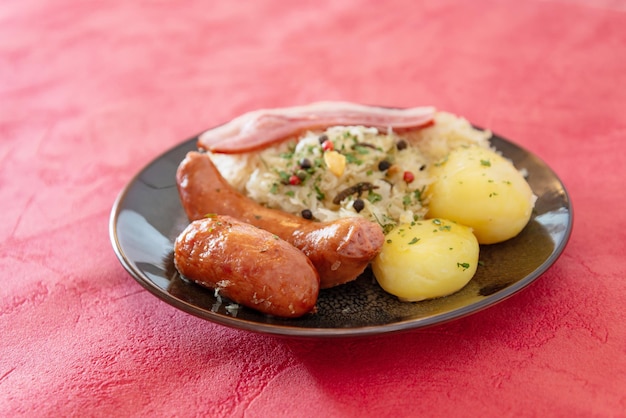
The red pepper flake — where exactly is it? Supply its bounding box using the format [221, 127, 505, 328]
[289, 175, 301, 185]
[403, 171, 415, 183]
[322, 140, 334, 152]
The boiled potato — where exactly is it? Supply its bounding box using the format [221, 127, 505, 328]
[426, 145, 535, 244]
[372, 219, 479, 301]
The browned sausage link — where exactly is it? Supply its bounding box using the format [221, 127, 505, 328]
[174, 215, 319, 318]
[176, 151, 385, 288]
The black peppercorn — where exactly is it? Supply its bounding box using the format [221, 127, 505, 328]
[299, 158, 312, 169]
[378, 160, 391, 171]
[301, 209, 313, 219]
[352, 198, 365, 213]
[396, 140, 408, 150]
[318, 134, 329, 144]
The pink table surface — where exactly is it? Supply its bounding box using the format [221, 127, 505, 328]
[2, 0, 626, 416]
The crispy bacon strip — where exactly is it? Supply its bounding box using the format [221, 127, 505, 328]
[198, 101, 436, 154]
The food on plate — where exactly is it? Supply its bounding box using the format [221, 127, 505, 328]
[372, 219, 479, 301]
[426, 145, 536, 244]
[207, 111, 492, 233]
[174, 215, 319, 317]
[173, 102, 535, 315]
[176, 151, 385, 289]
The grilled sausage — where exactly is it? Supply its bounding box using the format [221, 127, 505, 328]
[176, 151, 384, 288]
[174, 215, 319, 318]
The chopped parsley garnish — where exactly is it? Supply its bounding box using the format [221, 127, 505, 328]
[314, 185, 325, 201]
[344, 153, 363, 165]
[367, 192, 383, 203]
[278, 170, 290, 183]
[414, 187, 425, 202]
[457, 262, 470, 271]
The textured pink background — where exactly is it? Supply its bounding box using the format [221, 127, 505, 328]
[2, 0, 626, 416]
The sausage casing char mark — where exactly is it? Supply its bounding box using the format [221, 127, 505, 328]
[174, 215, 320, 318]
[176, 151, 385, 288]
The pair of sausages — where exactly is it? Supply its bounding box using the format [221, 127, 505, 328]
[174, 151, 384, 317]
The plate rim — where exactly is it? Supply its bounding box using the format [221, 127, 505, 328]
[109, 130, 573, 338]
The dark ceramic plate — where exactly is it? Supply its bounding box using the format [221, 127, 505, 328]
[109, 132, 572, 337]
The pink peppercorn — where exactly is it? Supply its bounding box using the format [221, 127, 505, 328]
[289, 175, 301, 185]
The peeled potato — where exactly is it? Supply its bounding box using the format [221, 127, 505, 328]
[426, 146, 535, 244]
[371, 219, 479, 302]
